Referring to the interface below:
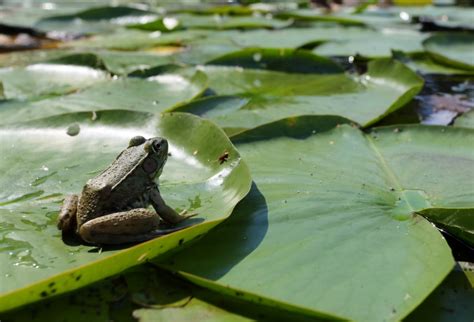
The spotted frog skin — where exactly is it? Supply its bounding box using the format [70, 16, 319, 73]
[57, 136, 195, 245]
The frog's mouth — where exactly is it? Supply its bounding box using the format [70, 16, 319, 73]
[151, 137, 168, 175]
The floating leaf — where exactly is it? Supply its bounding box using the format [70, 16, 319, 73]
[423, 33, 474, 71]
[160, 116, 474, 321]
[130, 13, 291, 31]
[275, 9, 366, 26]
[0, 63, 108, 100]
[206, 48, 344, 74]
[392, 51, 474, 75]
[0, 111, 251, 312]
[405, 262, 474, 322]
[35, 6, 158, 35]
[65, 29, 209, 51]
[0, 70, 207, 125]
[454, 109, 474, 129]
[172, 58, 423, 134]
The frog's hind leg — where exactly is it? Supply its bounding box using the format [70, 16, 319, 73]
[58, 194, 79, 233]
[79, 208, 182, 245]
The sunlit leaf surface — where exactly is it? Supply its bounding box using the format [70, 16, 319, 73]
[161, 117, 474, 322]
[0, 111, 251, 312]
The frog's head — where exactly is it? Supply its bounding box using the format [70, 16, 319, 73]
[129, 136, 169, 179]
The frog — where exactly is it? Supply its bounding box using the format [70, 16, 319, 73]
[57, 136, 195, 245]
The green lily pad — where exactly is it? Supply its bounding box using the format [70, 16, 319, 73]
[130, 13, 292, 31]
[392, 51, 474, 75]
[405, 262, 474, 322]
[0, 63, 109, 100]
[312, 27, 427, 58]
[423, 33, 474, 71]
[418, 208, 474, 245]
[2, 274, 129, 322]
[275, 9, 366, 26]
[65, 29, 208, 51]
[0, 49, 179, 76]
[129, 267, 254, 322]
[97, 50, 179, 75]
[0, 111, 251, 313]
[206, 28, 328, 49]
[0, 69, 207, 125]
[0, 49, 76, 69]
[173, 5, 256, 16]
[35, 6, 158, 35]
[2, 263, 322, 322]
[172, 58, 423, 134]
[203, 26, 426, 57]
[454, 109, 474, 129]
[400, 6, 474, 30]
[160, 117, 474, 321]
[206, 48, 344, 74]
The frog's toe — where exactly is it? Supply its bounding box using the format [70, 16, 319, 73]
[57, 195, 78, 232]
[178, 209, 198, 221]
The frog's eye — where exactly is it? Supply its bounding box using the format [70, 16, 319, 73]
[128, 136, 146, 147]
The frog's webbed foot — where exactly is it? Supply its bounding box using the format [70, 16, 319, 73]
[58, 194, 79, 233]
[178, 209, 198, 221]
[79, 208, 181, 245]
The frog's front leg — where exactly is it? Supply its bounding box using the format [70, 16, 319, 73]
[57, 194, 79, 233]
[149, 187, 196, 225]
[78, 208, 182, 245]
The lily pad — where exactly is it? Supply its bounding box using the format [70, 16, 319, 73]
[392, 51, 474, 75]
[35, 6, 158, 35]
[0, 69, 207, 125]
[0, 111, 251, 312]
[313, 27, 427, 58]
[205, 26, 426, 57]
[2, 264, 320, 322]
[454, 109, 474, 129]
[206, 48, 344, 74]
[423, 33, 474, 71]
[172, 58, 423, 134]
[130, 13, 292, 31]
[405, 262, 474, 322]
[160, 116, 474, 321]
[0, 63, 109, 100]
[65, 29, 209, 51]
[275, 9, 366, 27]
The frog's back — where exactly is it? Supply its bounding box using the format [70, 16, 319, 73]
[88, 146, 145, 191]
